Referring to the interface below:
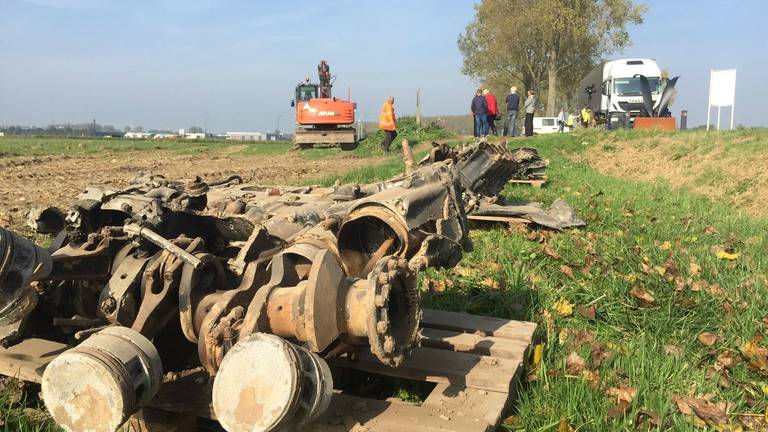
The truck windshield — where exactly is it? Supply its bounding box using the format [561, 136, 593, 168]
[613, 77, 660, 96]
[296, 85, 318, 102]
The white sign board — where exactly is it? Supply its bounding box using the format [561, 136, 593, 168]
[708, 69, 737, 107]
[707, 68, 737, 131]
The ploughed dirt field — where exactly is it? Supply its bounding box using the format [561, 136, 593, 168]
[0, 149, 376, 231]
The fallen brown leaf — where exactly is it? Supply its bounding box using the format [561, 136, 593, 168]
[560, 265, 574, 278]
[591, 343, 612, 368]
[606, 384, 637, 404]
[663, 344, 683, 358]
[672, 395, 728, 426]
[689, 262, 702, 276]
[634, 408, 662, 429]
[698, 332, 718, 347]
[716, 351, 738, 370]
[691, 280, 707, 292]
[740, 335, 768, 375]
[543, 244, 561, 260]
[630, 286, 655, 305]
[483, 261, 503, 272]
[640, 262, 653, 274]
[425, 278, 446, 293]
[482, 277, 504, 290]
[578, 305, 597, 320]
[582, 370, 601, 388]
[607, 400, 630, 419]
[566, 351, 587, 374]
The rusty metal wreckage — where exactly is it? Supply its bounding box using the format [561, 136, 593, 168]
[0, 141, 581, 432]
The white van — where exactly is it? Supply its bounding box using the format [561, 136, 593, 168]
[533, 117, 567, 135]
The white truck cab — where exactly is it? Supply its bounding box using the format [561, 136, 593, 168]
[578, 58, 663, 124]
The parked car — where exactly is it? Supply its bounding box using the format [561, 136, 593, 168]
[533, 117, 568, 134]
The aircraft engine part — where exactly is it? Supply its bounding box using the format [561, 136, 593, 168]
[41, 326, 163, 432]
[0, 227, 52, 330]
[0, 142, 580, 432]
[212, 333, 333, 432]
[232, 244, 419, 368]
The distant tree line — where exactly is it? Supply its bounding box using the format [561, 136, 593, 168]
[458, 0, 647, 116]
[0, 123, 179, 137]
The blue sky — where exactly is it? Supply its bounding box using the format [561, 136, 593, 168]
[0, 0, 764, 131]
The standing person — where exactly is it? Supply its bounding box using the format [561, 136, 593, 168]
[524, 89, 536, 137]
[483, 89, 498, 136]
[567, 111, 575, 131]
[557, 108, 568, 133]
[503, 87, 520, 136]
[378, 96, 397, 152]
[580, 106, 591, 128]
[471, 89, 488, 137]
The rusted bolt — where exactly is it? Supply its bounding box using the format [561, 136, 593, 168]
[100, 296, 117, 314]
[376, 321, 388, 333]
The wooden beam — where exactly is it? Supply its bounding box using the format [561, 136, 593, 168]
[421, 309, 537, 343]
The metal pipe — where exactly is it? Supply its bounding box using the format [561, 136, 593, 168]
[123, 224, 202, 269]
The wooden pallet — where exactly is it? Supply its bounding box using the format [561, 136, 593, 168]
[0, 309, 537, 432]
[508, 177, 547, 188]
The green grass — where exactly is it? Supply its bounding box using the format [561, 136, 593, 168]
[0, 136, 297, 158]
[420, 130, 768, 430]
[5, 127, 768, 430]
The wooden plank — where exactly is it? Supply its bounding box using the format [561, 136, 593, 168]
[0, 338, 68, 383]
[508, 177, 547, 188]
[421, 309, 537, 343]
[306, 393, 490, 432]
[331, 347, 518, 394]
[150, 373, 492, 432]
[422, 383, 509, 430]
[420, 328, 529, 361]
[466, 214, 531, 225]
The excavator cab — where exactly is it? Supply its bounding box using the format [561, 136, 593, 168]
[293, 84, 319, 106]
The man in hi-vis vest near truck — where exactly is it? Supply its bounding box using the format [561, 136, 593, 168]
[378, 96, 397, 152]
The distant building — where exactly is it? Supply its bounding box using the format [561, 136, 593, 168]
[153, 133, 177, 140]
[225, 132, 267, 141]
[266, 132, 289, 141]
[184, 133, 207, 140]
[0, 132, 5, 137]
[124, 132, 152, 139]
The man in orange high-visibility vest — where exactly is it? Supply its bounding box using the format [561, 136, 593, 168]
[378, 96, 397, 152]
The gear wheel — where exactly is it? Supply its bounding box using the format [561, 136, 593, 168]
[366, 255, 421, 367]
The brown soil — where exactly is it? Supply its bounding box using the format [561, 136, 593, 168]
[0, 150, 379, 231]
[582, 136, 768, 218]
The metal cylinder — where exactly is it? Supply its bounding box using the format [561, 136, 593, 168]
[212, 333, 333, 432]
[42, 327, 163, 432]
[681, 110, 688, 130]
[0, 227, 52, 325]
[337, 206, 410, 277]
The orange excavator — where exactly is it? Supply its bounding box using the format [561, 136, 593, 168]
[291, 60, 357, 150]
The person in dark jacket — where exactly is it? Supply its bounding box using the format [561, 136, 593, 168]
[503, 87, 520, 136]
[524, 89, 536, 137]
[470, 89, 488, 137]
